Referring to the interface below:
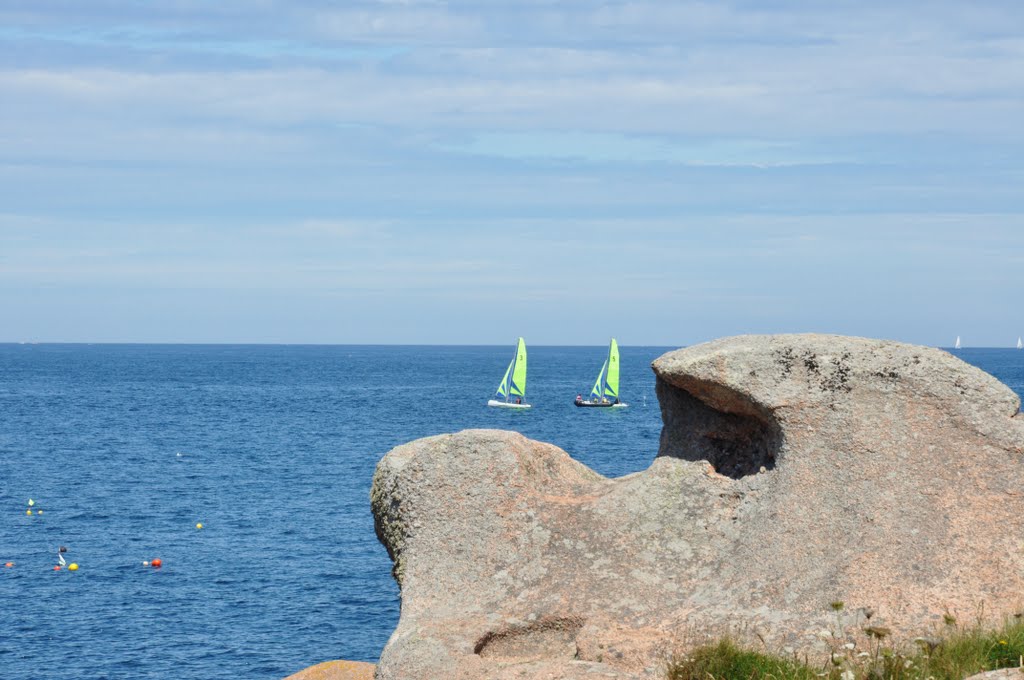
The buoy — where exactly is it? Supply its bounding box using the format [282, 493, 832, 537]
[196, 523, 203, 529]
[68, 563, 79, 571]
[142, 561, 149, 566]
[26, 509, 32, 516]
[151, 558, 162, 568]
[28, 499, 35, 506]
[37, 510, 43, 514]
[53, 565, 61, 571]
[4, 562, 13, 568]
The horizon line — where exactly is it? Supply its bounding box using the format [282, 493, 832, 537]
[1, 341, 1019, 349]
[0, 340, 678, 348]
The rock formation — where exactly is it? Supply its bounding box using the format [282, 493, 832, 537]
[283, 660, 375, 680]
[370, 335, 1024, 679]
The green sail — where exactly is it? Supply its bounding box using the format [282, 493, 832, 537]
[590, 360, 607, 400]
[495, 359, 513, 398]
[509, 337, 527, 397]
[604, 338, 620, 398]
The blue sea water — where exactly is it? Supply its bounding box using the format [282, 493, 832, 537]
[0, 344, 1021, 679]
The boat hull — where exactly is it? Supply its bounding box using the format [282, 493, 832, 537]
[574, 401, 627, 408]
[487, 400, 531, 409]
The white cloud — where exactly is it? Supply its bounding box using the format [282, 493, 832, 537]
[310, 6, 483, 42]
[2, 2, 1023, 155]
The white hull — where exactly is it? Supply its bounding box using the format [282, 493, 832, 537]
[487, 399, 531, 409]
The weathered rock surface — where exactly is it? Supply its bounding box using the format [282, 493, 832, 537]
[283, 659, 375, 680]
[371, 335, 1024, 679]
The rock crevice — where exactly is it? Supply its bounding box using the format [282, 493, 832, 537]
[656, 377, 782, 478]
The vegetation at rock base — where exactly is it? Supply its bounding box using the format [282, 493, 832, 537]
[667, 640, 823, 680]
[666, 619, 1024, 680]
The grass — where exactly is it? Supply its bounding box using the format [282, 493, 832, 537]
[666, 619, 1024, 680]
[667, 639, 824, 680]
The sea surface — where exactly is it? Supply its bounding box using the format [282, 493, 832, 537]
[1, 344, 1021, 679]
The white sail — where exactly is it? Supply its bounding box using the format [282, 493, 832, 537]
[954, 336, 961, 350]
[1018, 336, 1022, 350]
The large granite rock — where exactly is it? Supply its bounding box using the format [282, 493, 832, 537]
[371, 335, 1024, 679]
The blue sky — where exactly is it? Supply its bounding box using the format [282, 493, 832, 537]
[1, 1, 1022, 345]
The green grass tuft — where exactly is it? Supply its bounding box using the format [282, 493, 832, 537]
[665, 620, 1024, 680]
[666, 639, 824, 680]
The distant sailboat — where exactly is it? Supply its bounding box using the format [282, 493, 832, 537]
[954, 336, 962, 350]
[1017, 336, 1022, 350]
[488, 338, 531, 409]
[574, 338, 627, 408]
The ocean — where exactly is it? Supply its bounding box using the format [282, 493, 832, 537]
[1, 344, 1021, 679]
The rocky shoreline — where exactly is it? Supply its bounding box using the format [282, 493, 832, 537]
[291, 335, 1024, 679]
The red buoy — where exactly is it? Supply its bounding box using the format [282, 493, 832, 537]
[151, 558, 162, 568]
[53, 565, 61, 571]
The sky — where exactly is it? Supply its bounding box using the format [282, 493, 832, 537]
[1, 1, 1022, 346]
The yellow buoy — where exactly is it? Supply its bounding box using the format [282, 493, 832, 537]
[26, 509, 32, 516]
[37, 510, 43, 515]
[196, 523, 203, 529]
[68, 563, 79, 571]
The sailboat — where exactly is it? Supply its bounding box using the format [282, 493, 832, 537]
[487, 338, 531, 409]
[574, 338, 627, 408]
[954, 336, 962, 350]
[1017, 336, 1022, 350]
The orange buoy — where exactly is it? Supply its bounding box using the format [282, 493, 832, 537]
[151, 558, 162, 568]
[4, 562, 13, 568]
[53, 565, 61, 571]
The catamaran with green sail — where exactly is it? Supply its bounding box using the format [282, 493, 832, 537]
[488, 337, 531, 409]
[574, 338, 627, 408]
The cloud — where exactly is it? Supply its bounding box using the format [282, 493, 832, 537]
[2, 2, 1024, 343]
[311, 6, 483, 43]
[1, 0, 1022, 167]
[3, 54, 1022, 147]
